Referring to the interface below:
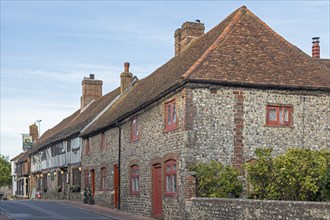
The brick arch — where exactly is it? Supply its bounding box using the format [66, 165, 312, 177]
[163, 152, 179, 164]
[128, 159, 139, 168]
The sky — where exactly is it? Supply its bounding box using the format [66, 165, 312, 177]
[1, 0, 329, 160]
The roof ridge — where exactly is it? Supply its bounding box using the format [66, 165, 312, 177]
[180, 6, 246, 81]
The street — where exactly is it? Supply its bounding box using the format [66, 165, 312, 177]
[0, 200, 117, 220]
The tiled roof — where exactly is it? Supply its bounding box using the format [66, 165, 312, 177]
[31, 87, 120, 153]
[81, 6, 329, 137]
[10, 152, 25, 161]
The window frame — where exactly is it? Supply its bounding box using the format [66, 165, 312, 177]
[130, 116, 139, 142]
[130, 165, 140, 195]
[100, 167, 107, 191]
[85, 138, 90, 155]
[164, 160, 177, 196]
[165, 100, 177, 132]
[266, 105, 293, 127]
[100, 132, 105, 149]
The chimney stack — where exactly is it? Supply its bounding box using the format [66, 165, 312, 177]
[29, 123, 38, 143]
[81, 74, 103, 109]
[120, 62, 133, 94]
[175, 21, 205, 56]
[312, 37, 320, 58]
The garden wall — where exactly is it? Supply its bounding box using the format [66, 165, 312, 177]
[185, 198, 330, 220]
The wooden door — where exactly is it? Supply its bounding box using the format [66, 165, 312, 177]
[114, 165, 119, 208]
[91, 169, 95, 196]
[153, 164, 162, 218]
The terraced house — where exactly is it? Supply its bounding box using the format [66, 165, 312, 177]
[29, 75, 120, 200]
[80, 6, 329, 220]
[14, 5, 329, 220]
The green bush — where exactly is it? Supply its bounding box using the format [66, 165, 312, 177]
[191, 161, 243, 198]
[246, 148, 330, 201]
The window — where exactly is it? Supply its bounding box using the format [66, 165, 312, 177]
[42, 173, 47, 189]
[165, 100, 177, 131]
[72, 168, 81, 186]
[85, 139, 90, 155]
[84, 170, 89, 188]
[100, 167, 107, 190]
[67, 140, 71, 152]
[100, 133, 105, 149]
[266, 105, 292, 127]
[131, 117, 139, 142]
[131, 165, 139, 194]
[165, 160, 177, 195]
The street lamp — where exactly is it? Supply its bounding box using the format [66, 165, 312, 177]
[36, 120, 42, 137]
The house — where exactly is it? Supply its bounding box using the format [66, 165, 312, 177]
[10, 123, 39, 199]
[79, 6, 329, 219]
[29, 74, 120, 200]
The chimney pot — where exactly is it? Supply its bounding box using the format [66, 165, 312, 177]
[90, 74, 95, 79]
[312, 37, 320, 58]
[124, 62, 130, 72]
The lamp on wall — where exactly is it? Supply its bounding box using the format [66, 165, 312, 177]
[54, 171, 57, 176]
[61, 170, 64, 175]
[37, 174, 39, 178]
[78, 167, 81, 171]
[48, 172, 50, 176]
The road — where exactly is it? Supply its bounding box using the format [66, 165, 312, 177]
[0, 200, 117, 220]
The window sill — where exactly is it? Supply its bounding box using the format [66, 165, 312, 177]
[164, 126, 178, 133]
[164, 193, 177, 197]
[130, 192, 140, 196]
[264, 124, 294, 128]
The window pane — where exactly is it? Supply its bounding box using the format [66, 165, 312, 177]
[166, 176, 170, 192]
[172, 164, 176, 171]
[269, 109, 277, 121]
[279, 108, 283, 124]
[132, 178, 135, 192]
[167, 105, 171, 125]
[135, 177, 139, 191]
[173, 103, 177, 123]
[172, 175, 176, 192]
[166, 165, 171, 172]
[284, 109, 289, 122]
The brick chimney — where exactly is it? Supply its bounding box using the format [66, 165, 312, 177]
[81, 74, 103, 109]
[29, 123, 38, 143]
[312, 37, 320, 58]
[120, 62, 133, 94]
[175, 20, 205, 56]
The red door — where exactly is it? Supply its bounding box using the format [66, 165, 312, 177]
[91, 169, 95, 196]
[153, 164, 162, 217]
[114, 165, 119, 208]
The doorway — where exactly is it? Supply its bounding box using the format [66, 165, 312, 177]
[114, 165, 119, 208]
[153, 164, 162, 218]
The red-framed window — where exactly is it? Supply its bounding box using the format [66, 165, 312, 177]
[131, 117, 139, 142]
[165, 160, 177, 195]
[85, 138, 90, 155]
[130, 165, 140, 194]
[165, 100, 177, 132]
[100, 167, 106, 190]
[84, 170, 89, 188]
[266, 105, 293, 127]
[100, 132, 105, 149]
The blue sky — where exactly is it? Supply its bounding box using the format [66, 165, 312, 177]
[1, 1, 329, 159]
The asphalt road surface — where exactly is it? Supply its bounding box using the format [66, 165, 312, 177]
[0, 200, 117, 220]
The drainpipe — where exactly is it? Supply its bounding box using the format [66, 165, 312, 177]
[117, 124, 121, 209]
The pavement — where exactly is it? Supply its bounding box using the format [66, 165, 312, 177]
[49, 199, 155, 220]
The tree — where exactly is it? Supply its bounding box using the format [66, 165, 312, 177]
[0, 155, 11, 187]
[191, 161, 243, 198]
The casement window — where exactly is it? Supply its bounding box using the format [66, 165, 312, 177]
[42, 173, 48, 188]
[100, 132, 105, 149]
[85, 139, 90, 155]
[131, 165, 140, 194]
[72, 168, 81, 186]
[165, 160, 177, 195]
[67, 140, 71, 152]
[165, 100, 177, 131]
[266, 105, 292, 127]
[84, 170, 89, 188]
[131, 117, 139, 142]
[100, 167, 107, 190]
